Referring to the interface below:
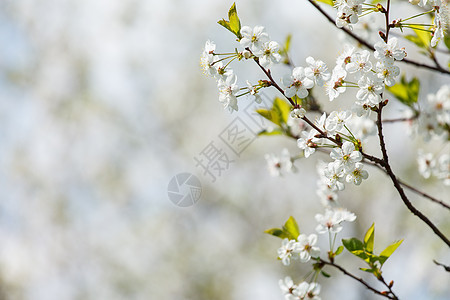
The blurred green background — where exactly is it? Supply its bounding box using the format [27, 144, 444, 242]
[0, 0, 448, 299]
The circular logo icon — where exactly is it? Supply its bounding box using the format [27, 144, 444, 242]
[167, 173, 202, 207]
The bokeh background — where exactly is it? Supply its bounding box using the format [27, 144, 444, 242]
[0, 0, 448, 299]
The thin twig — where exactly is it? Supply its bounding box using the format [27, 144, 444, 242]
[363, 158, 450, 210]
[378, 275, 400, 300]
[433, 260, 450, 272]
[382, 117, 415, 123]
[397, 179, 450, 210]
[319, 259, 396, 299]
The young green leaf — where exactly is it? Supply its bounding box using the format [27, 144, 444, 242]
[228, 3, 242, 39]
[284, 34, 292, 53]
[379, 240, 403, 266]
[283, 216, 300, 240]
[256, 108, 277, 125]
[264, 228, 290, 239]
[412, 25, 431, 48]
[342, 238, 364, 252]
[273, 97, 291, 125]
[444, 35, 450, 51]
[364, 223, 375, 254]
[315, 0, 334, 5]
[257, 128, 284, 136]
[335, 245, 344, 256]
[386, 75, 420, 107]
[321, 270, 331, 278]
[217, 3, 242, 39]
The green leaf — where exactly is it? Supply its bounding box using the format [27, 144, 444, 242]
[256, 97, 292, 127]
[316, 0, 334, 5]
[228, 3, 241, 39]
[321, 270, 331, 278]
[386, 75, 420, 107]
[273, 98, 291, 125]
[217, 3, 242, 39]
[364, 223, 375, 254]
[218, 19, 232, 32]
[404, 34, 426, 49]
[444, 35, 450, 51]
[342, 238, 364, 252]
[256, 108, 279, 126]
[257, 128, 283, 136]
[412, 25, 431, 48]
[284, 34, 292, 53]
[379, 240, 403, 266]
[264, 228, 290, 239]
[283, 216, 300, 240]
[335, 245, 344, 256]
[360, 267, 375, 273]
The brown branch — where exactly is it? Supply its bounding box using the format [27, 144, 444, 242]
[319, 259, 397, 299]
[382, 117, 415, 123]
[306, 0, 450, 75]
[433, 260, 450, 272]
[363, 156, 450, 210]
[375, 102, 450, 247]
[397, 179, 450, 210]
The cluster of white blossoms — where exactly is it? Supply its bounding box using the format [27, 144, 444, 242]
[334, 0, 366, 28]
[315, 208, 357, 234]
[297, 111, 369, 184]
[413, 84, 450, 141]
[265, 148, 297, 177]
[324, 38, 406, 105]
[417, 150, 450, 185]
[279, 276, 321, 300]
[201, 26, 282, 112]
[277, 234, 320, 266]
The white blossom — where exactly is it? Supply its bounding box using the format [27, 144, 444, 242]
[356, 73, 384, 105]
[323, 161, 345, 191]
[282, 67, 315, 99]
[325, 110, 352, 134]
[240, 25, 270, 54]
[217, 73, 239, 112]
[417, 150, 436, 179]
[279, 276, 298, 300]
[315, 208, 356, 234]
[374, 37, 406, 62]
[346, 50, 372, 75]
[376, 60, 400, 87]
[326, 68, 347, 101]
[297, 234, 320, 262]
[278, 238, 301, 266]
[265, 148, 296, 177]
[297, 129, 319, 158]
[259, 41, 282, 67]
[330, 141, 362, 172]
[346, 162, 369, 185]
[305, 56, 331, 87]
